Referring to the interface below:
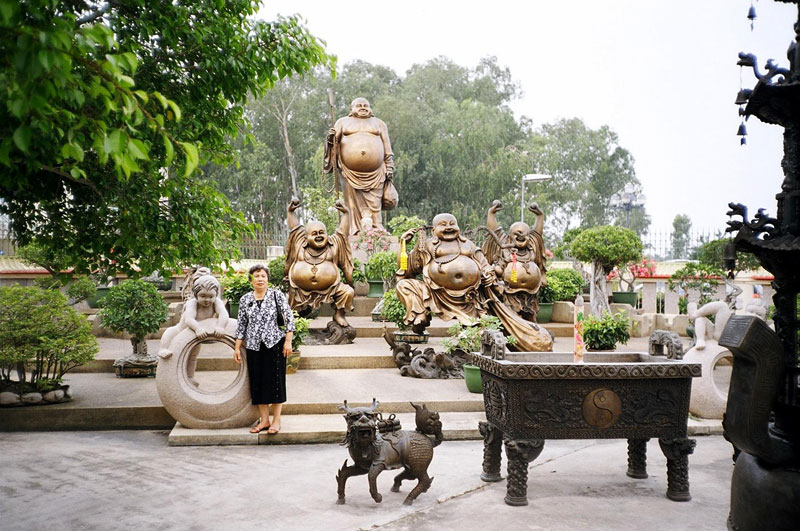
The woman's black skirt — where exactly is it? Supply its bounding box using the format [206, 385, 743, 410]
[245, 338, 287, 405]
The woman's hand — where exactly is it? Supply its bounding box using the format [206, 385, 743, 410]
[233, 348, 242, 364]
[283, 334, 293, 358]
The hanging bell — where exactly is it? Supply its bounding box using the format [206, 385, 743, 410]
[739, 105, 746, 117]
[748, 4, 757, 30]
[737, 122, 748, 136]
[723, 242, 737, 273]
[735, 88, 752, 105]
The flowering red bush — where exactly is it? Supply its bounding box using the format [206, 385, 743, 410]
[353, 227, 392, 257]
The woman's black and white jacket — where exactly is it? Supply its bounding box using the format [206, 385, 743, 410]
[235, 289, 295, 350]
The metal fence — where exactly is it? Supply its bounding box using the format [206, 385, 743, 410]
[640, 229, 722, 260]
[238, 231, 287, 259]
[0, 220, 15, 257]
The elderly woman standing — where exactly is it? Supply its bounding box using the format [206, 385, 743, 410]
[233, 264, 294, 434]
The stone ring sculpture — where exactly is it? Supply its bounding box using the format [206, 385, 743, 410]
[156, 320, 258, 429]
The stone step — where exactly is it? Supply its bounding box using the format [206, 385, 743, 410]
[318, 296, 379, 317]
[0, 368, 485, 431]
[167, 411, 485, 446]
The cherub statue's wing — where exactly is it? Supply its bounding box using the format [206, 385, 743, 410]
[285, 224, 306, 272]
[331, 230, 354, 285]
[482, 227, 506, 266]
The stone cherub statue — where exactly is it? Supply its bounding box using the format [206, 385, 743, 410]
[158, 274, 229, 360]
[285, 197, 356, 343]
[395, 212, 553, 352]
[323, 97, 397, 235]
[482, 200, 547, 322]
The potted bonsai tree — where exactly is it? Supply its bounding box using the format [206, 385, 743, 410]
[0, 286, 98, 406]
[364, 250, 398, 298]
[443, 316, 517, 393]
[286, 311, 310, 374]
[569, 225, 643, 316]
[98, 279, 169, 377]
[583, 311, 631, 351]
[380, 288, 427, 343]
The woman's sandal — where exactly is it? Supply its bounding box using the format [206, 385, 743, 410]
[267, 425, 281, 435]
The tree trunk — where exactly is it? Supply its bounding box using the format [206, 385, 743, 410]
[279, 117, 299, 198]
[590, 262, 611, 317]
[131, 337, 148, 358]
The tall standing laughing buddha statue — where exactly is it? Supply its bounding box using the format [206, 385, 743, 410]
[324, 97, 397, 235]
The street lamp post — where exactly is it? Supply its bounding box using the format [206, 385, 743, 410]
[610, 183, 646, 227]
[520, 174, 552, 223]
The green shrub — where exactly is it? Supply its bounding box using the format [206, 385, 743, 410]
[351, 258, 367, 284]
[221, 272, 252, 303]
[380, 288, 407, 330]
[66, 276, 97, 304]
[291, 311, 310, 351]
[0, 286, 98, 391]
[365, 250, 398, 284]
[538, 283, 555, 304]
[442, 315, 517, 354]
[388, 215, 426, 248]
[98, 280, 168, 355]
[547, 268, 584, 301]
[268, 256, 286, 285]
[583, 311, 631, 351]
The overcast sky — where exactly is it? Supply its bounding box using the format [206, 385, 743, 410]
[259, 0, 796, 233]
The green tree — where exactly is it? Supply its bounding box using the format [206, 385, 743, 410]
[1, 2, 331, 276]
[570, 225, 643, 316]
[527, 118, 648, 242]
[98, 278, 168, 359]
[696, 238, 761, 275]
[671, 214, 693, 259]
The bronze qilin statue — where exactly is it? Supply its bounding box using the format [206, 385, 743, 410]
[482, 200, 547, 322]
[324, 97, 397, 235]
[285, 198, 356, 344]
[336, 400, 443, 506]
[394, 212, 553, 352]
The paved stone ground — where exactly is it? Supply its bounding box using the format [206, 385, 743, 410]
[0, 431, 732, 530]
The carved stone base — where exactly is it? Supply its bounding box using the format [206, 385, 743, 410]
[384, 329, 466, 378]
[305, 321, 356, 345]
[113, 356, 157, 378]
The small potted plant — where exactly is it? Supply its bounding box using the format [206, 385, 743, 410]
[537, 283, 555, 323]
[443, 316, 517, 393]
[364, 250, 398, 297]
[220, 271, 252, 318]
[583, 311, 631, 351]
[268, 255, 287, 292]
[380, 288, 427, 343]
[98, 279, 169, 377]
[0, 286, 98, 406]
[286, 311, 310, 374]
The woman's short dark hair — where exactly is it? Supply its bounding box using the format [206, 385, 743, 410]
[248, 264, 269, 280]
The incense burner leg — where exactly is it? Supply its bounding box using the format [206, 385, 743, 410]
[626, 438, 650, 479]
[503, 437, 545, 506]
[479, 421, 504, 482]
[659, 437, 696, 501]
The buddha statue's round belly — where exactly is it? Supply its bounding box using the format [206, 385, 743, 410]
[291, 261, 339, 291]
[503, 262, 541, 290]
[429, 255, 480, 291]
[340, 132, 384, 172]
